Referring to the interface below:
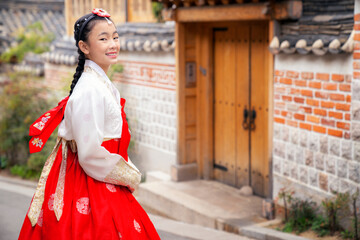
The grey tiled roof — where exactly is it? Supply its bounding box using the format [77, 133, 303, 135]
[269, 0, 354, 55]
[117, 22, 175, 52]
[0, 0, 65, 55]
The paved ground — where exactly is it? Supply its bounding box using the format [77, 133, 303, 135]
[0, 175, 251, 240]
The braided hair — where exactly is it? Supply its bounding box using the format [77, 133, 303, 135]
[69, 13, 113, 96]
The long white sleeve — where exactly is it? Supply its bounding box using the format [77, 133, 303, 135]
[58, 60, 141, 190]
[68, 83, 122, 181]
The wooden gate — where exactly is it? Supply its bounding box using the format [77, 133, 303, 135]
[213, 21, 269, 197]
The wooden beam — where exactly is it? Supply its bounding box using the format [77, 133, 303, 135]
[176, 3, 270, 22]
[176, 22, 187, 165]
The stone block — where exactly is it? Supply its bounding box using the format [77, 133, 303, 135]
[239, 186, 253, 196]
[320, 135, 328, 154]
[274, 141, 285, 158]
[290, 162, 298, 180]
[287, 143, 295, 161]
[291, 128, 299, 145]
[319, 172, 329, 192]
[328, 175, 339, 193]
[296, 148, 304, 165]
[300, 131, 308, 147]
[283, 160, 290, 177]
[171, 163, 198, 182]
[354, 142, 360, 162]
[353, 80, 360, 101]
[315, 153, 325, 170]
[329, 138, 340, 156]
[273, 157, 282, 174]
[299, 166, 308, 184]
[341, 140, 352, 160]
[309, 134, 319, 152]
[305, 150, 314, 167]
[352, 101, 360, 121]
[348, 161, 360, 183]
[337, 159, 348, 178]
[352, 122, 360, 142]
[309, 169, 318, 188]
[325, 156, 336, 175]
[282, 126, 289, 142]
[340, 179, 350, 193]
[262, 198, 275, 220]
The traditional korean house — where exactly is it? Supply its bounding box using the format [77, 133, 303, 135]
[149, 0, 360, 204]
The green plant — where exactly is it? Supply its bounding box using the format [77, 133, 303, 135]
[351, 188, 360, 240]
[341, 229, 355, 239]
[0, 72, 53, 168]
[322, 191, 350, 235]
[10, 164, 40, 180]
[311, 215, 330, 237]
[108, 63, 124, 81]
[277, 188, 295, 222]
[152, 2, 163, 22]
[281, 197, 317, 234]
[1, 21, 54, 63]
[0, 156, 8, 169]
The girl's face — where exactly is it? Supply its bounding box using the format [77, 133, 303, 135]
[80, 20, 120, 73]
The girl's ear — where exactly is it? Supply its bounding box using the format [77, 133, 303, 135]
[78, 40, 90, 55]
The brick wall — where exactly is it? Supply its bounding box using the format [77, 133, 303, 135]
[272, 13, 360, 202]
[274, 71, 352, 139]
[44, 62, 74, 94]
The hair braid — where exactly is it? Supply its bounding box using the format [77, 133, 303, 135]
[69, 49, 85, 95]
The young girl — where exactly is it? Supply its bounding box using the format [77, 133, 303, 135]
[19, 8, 160, 239]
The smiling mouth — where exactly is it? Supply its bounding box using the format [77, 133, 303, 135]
[106, 52, 117, 56]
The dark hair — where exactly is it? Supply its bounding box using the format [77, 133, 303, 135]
[69, 13, 113, 96]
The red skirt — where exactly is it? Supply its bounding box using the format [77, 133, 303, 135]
[18, 139, 160, 240]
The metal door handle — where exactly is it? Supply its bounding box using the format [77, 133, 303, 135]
[250, 108, 256, 131]
[242, 108, 249, 130]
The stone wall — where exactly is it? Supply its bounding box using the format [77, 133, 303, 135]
[113, 52, 177, 174]
[272, 51, 360, 203]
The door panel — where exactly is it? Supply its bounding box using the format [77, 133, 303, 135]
[250, 22, 269, 196]
[235, 24, 250, 188]
[214, 28, 237, 186]
[213, 22, 269, 197]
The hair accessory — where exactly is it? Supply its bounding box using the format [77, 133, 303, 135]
[92, 8, 112, 24]
[92, 8, 110, 17]
[76, 8, 112, 43]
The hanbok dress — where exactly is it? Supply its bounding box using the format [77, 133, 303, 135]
[18, 60, 160, 240]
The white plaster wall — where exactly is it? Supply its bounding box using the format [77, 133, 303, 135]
[115, 51, 176, 175]
[356, 0, 360, 14]
[275, 54, 353, 74]
[118, 51, 175, 65]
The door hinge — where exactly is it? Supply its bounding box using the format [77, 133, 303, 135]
[213, 163, 228, 171]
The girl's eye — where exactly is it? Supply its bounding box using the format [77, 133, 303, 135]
[114, 37, 119, 40]
[100, 38, 107, 41]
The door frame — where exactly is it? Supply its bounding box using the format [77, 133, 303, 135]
[195, 21, 274, 197]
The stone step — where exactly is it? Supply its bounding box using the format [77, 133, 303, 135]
[137, 180, 266, 234]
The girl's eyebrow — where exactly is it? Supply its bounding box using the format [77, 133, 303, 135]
[98, 31, 118, 37]
[98, 32, 109, 37]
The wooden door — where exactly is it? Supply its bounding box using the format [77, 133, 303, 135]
[213, 22, 269, 197]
